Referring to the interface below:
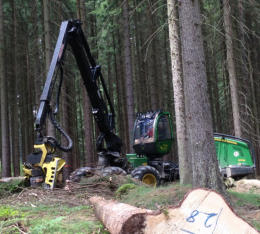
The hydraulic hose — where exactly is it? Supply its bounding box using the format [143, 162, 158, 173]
[48, 109, 73, 152]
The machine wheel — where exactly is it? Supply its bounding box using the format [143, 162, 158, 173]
[102, 167, 127, 177]
[131, 166, 160, 187]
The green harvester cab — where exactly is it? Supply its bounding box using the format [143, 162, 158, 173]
[128, 111, 178, 186]
[132, 111, 174, 158]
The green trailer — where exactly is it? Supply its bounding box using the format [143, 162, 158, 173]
[214, 133, 255, 178]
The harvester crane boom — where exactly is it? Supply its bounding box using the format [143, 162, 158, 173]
[35, 20, 122, 153]
[23, 20, 122, 188]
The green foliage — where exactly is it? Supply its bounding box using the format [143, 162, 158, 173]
[0, 206, 21, 220]
[115, 183, 136, 198]
[124, 174, 141, 184]
[0, 180, 24, 198]
[20, 204, 92, 217]
[18, 204, 108, 234]
[228, 190, 260, 207]
[90, 0, 121, 18]
[0, 206, 26, 233]
[89, 0, 120, 58]
[118, 183, 191, 210]
[252, 221, 260, 231]
[29, 216, 65, 234]
[162, 208, 169, 219]
[228, 190, 260, 231]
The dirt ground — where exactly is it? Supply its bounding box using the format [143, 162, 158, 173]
[0, 175, 128, 233]
[0, 175, 126, 207]
[0, 175, 259, 232]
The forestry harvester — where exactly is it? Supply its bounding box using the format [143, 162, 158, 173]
[23, 20, 255, 189]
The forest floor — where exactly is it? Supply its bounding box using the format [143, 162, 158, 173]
[0, 175, 259, 233]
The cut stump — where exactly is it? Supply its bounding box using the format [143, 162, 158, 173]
[90, 188, 258, 234]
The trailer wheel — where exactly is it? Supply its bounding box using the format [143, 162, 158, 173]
[131, 166, 160, 187]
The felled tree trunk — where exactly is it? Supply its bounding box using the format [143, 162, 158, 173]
[90, 189, 258, 234]
[89, 196, 157, 234]
[0, 177, 24, 183]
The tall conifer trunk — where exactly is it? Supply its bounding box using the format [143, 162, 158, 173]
[10, 0, 20, 176]
[122, 0, 134, 151]
[77, 0, 95, 165]
[0, 0, 11, 177]
[167, 0, 191, 184]
[61, 84, 73, 180]
[31, 0, 42, 106]
[223, 0, 242, 137]
[146, 2, 160, 110]
[179, 0, 225, 192]
[43, 0, 55, 136]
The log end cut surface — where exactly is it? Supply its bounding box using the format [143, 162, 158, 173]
[89, 196, 154, 234]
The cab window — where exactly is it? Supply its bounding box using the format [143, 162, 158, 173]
[157, 116, 171, 141]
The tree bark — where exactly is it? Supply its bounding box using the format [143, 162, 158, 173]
[212, 60, 222, 133]
[134, 3, 149, 112]
[26, 42, 34, 155]
[77, 0, 95, 165]
[223, 0, 242, 137]
[163, 26, 173, 112]
[179, 0, 225, 192]
[133, 1, 143, 112]
[146, 2, 160, 110]
[122, 0, 135, 152]
[249, 52, 260, 174]
[167, 0, 191, 184]
[43, 0, 55, 136]
[113, 32, 129, 154]
[82, 88, 95, 164]
[10, 0, 20, 176]
[0, 0, 11, 177]
[31, 0, 42, 106]
[61, 83, 73, 180]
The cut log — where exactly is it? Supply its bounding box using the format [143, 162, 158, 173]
[90, 189, 258, 234]
[89, 196, 157, 234]
[0, 177, 25, 183]
[235, 179, 260, 193]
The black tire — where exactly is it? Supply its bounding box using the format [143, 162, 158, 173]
[131, 166, 160, 187]
[69, 167, 95, 182]
[102, 166, 127, 177]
